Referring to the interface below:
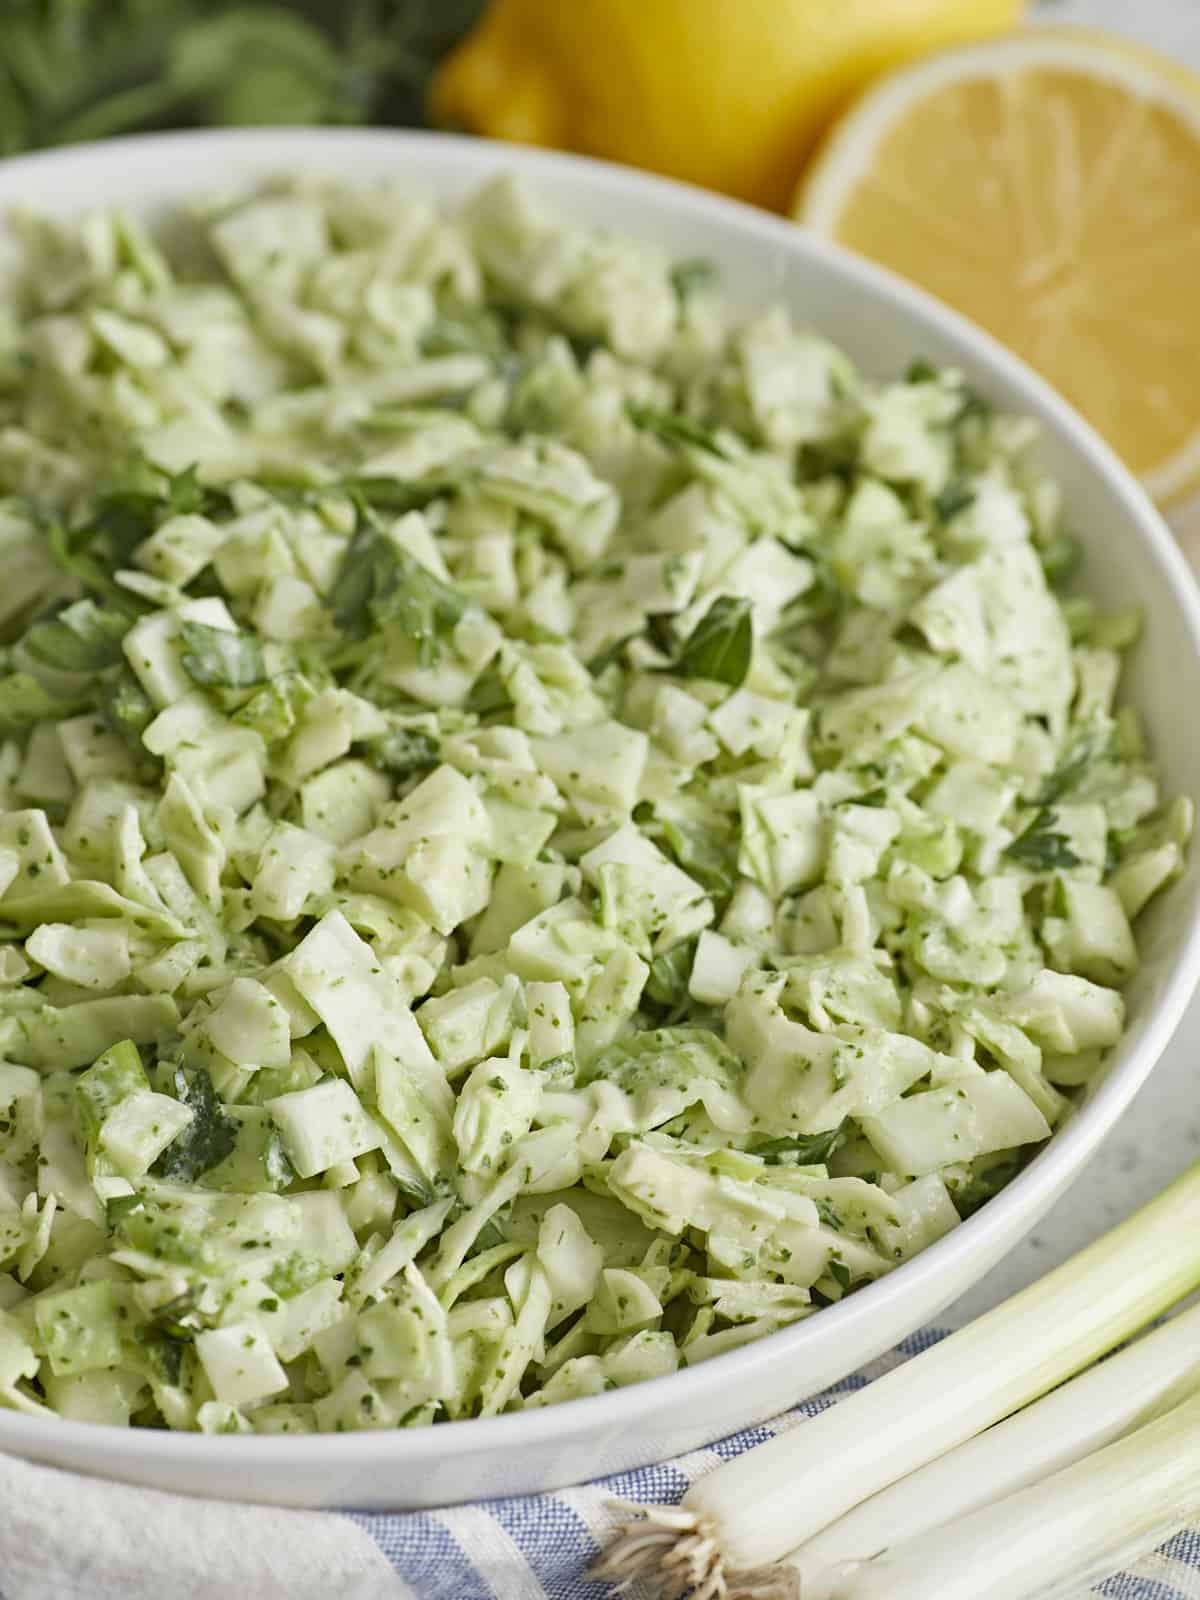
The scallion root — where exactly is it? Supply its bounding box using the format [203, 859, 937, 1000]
[590, 1506, 814, 1600]
[590, 1504, 729, 1598]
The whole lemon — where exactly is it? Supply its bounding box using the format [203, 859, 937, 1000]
[430, 0, 1024, 212]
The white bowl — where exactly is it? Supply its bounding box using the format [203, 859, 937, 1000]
[1, 129, 1198, 1509]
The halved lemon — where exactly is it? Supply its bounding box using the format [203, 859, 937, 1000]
[797, 29, 1200, 506]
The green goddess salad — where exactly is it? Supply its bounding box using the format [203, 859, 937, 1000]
[0, 174, 1184, 1434]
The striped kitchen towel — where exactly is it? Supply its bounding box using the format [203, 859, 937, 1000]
[0, 1329, 1195, 1600]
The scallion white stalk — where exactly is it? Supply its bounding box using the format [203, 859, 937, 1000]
[593, 1161, 1200, 1597]
[780, 1297, 1200, 1596]
[815, 1387, 1200, 1600]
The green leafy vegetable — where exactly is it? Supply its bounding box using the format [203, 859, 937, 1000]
[842, 787, 888, 808]
[374, 559, 469, 663]
[628, 405, 730, 457]
[673, 595, 753, 688]
[1036, 736, 1101, 807]
[266, 1251, 328, 1299]
[102, 669, 158, 755]
[645, 939, 698, 1014]
[953, 387, 993, 427]
[421, 306, 513, 361]
[1039, 532, 1082, 588]
[329, 529, 468, 664]
[147, 1287, 201, 1342]
[1003, 809, 1082, 872]
[750, 1124, 848, 1167]
[0, 1, 485, 156]
[670, 259, 718, 302]
[659, 819, 738, 904]
[933, 482, 975, 523]
[463, 663, 512, 717]
[136, 1327, 187, 1385]
[135, 1286, 204, 1384]
[105, 1194, 144, 1230]
[390, 1173, 449, 1214]
[47, 461, 229, 606]
[93, 462, 222, 541]
[955, 1152, 1024, 1217]
[179, 620, 267, 689]
[232, 674, 307, 742]
[45, 519, 136, 611]
[326, 529, 389, 634]
[0, 671, 79, 730]
[151, 1066, 238, 1182]
[369, 727, 440, 776]
[338, 475, 452, 514]
[587, 631, 641, 677]
[19, 600, 129, 677]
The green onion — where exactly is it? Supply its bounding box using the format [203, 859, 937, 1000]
[808, 1391, 1200, 1600]
[778, 1298, 1200, 1595]
[594, 1161, 1200, 1595]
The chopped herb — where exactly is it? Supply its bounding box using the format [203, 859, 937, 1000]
[954, 387, 993, 427]
[151, 1065, 238, 1182]
[266, 1252, 326, 1300]
[646, 939, 698, 1015]
[750, 1123, 848, 1167]
[464, 663, 512, 718]
[392, 1174, 447, 1213]
[670, 258, 718, 302]
[368, 727, 440, 777]
[956, 1153, 1023, 1217]
[104, 1193, 143, 1229]
[232, 673, 306, 742]
[421, 306, 512, 361]
[0, 3, 485, 160]
[329, 528, 468, 665]
[1039, 532, 1082, 588]
[47, 460, 230, 606]
[667, 595, 753, 689]
[103, 668, 156, 747]
[336, 475, 451, 515]
[587, 631, 640, 677]
[933, 481, 975, 523]
[1036, 737, 1100, 807]
[148, 1288, 200, 1343]
[0, 670, 80, 731]
[179, 620, 266, 689]
[827, 1258, 852, 1291]
[1003, 809, 1082, 872]
[627, 405, 729, 457]
[659, 819, 738, 904]
[19, 599, 129, 678]
[843, 787, 888, 808]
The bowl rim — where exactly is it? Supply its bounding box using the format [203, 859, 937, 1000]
[1, 124, 1198, 1478]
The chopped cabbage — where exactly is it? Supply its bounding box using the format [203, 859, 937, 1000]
[0, 173, 1183, 1434]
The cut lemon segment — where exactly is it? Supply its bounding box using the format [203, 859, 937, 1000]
[797, 31, 1200, 505]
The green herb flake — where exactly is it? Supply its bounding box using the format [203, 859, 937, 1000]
[179, 620, 266, 689]
[672, 595, 753, 688]
[1003, 809, 1082, 872]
